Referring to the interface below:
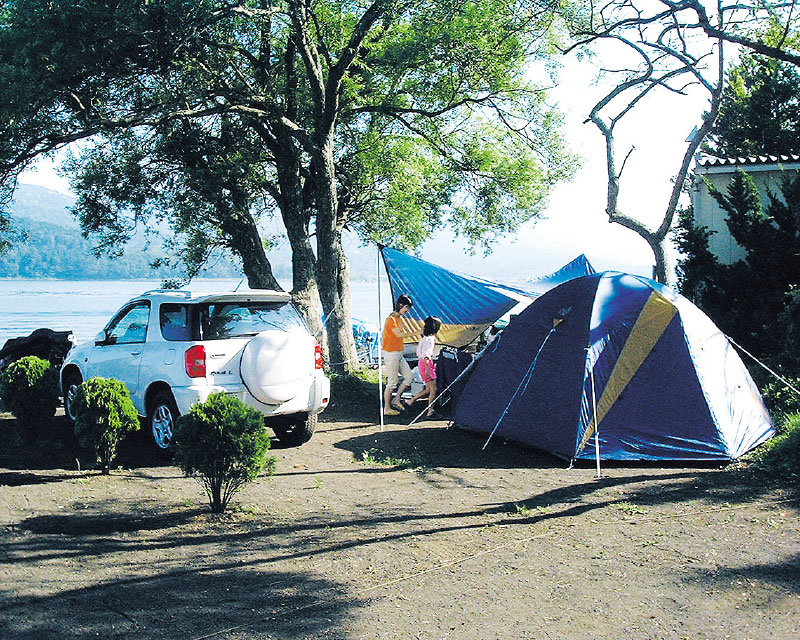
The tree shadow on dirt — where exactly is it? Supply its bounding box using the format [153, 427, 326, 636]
[685, 552, 800, 595]
[334, 424, 792, 504]
[0, 413, 172, 472]
[334, 424, 563, 470]
[0, 472, 76, 487]
[19, 504, 205, 536]
[0, 566, 360, 640]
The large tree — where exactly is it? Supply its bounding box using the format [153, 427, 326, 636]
[0, 1, 574, 372]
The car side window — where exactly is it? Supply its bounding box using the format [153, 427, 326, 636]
[105, 303, 150, 345]
[160, 304, 191, 341]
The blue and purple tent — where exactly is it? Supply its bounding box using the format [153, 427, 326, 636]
[453, 272, 774, 461]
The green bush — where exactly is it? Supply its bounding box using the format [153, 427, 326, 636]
[172, 393, 274, 513]
[0, 356, 59, 439]
[761, 376, 800, 430]
[329, 369, 379, 405]
[744, 412, 800, 479]
[73, 377, 140, 474]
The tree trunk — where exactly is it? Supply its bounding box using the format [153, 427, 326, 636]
[220, 205, 282, 291]
[314, 141, 357, 374]
[283, 200, 325, 348]
[273, 130, 326, 349]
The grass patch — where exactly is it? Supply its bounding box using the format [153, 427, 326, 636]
[329, 369, 379, 401]
[359, 447, 424, 470]
[742, 412, 800, 479]
[614, 501, 648, 516]
[328, 369, 381, 417]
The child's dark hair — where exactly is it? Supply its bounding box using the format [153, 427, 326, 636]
[394, 294, 413, 312]
[423, 316, 442, 336]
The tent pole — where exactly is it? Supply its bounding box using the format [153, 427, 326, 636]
[590, 353, 601, 478]
[377, 246, 385, 431]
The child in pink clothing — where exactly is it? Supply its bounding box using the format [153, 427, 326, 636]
[409, 316, 442, 417]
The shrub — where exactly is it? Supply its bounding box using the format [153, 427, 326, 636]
[743, 412, 800, 479]
[172, 393, 274, 513]
[760, 376, 800, 430]
[0, 355, 59, 439]
[72, 377, 140, 474]
[329, 369, 379, 405]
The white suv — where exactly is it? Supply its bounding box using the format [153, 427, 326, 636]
[60, 290, 330, 449]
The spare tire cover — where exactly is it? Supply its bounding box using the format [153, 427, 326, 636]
[240, 329, 312, 404]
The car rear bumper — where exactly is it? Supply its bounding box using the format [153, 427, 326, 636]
[171, 374, 330, 417]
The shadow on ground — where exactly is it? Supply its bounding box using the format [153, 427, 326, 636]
[333, 424, 563, 470]
[19, 503, 205, 536]
[0, 413, 173, 473]
[0, 567, 360, 640]
[687, 552, 800, 595]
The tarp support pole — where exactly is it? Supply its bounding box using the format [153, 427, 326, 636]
[377, 246, 385, 431]
[590, 355, 601, 478]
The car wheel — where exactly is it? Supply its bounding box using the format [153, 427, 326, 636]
[148, 390, 178, 452]
[272, 413, 317, 447]
[62, 370, 83, 424]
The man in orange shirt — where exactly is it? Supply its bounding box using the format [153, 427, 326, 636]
[382, 294, 417, 416]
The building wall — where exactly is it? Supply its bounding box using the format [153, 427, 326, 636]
[691, 161, 800, 265]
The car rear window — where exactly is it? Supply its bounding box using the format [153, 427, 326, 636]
[160, 304, 192, 342]
[198, 301, 307, 340]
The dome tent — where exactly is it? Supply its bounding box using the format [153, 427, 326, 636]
[453, 272, 774, 462]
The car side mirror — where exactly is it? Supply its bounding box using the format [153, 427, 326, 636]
[94, 330, 108, 345]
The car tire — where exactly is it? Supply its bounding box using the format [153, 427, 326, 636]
[272, 413, 317, 447]
[148, 390, 179, 453]
[62, 370, 83, 424]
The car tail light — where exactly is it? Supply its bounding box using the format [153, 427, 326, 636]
[314, 342, 324, 370]
[185, 345, 207, 378]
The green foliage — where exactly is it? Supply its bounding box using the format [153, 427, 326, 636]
[743, 412, 800, 479]
[673, 205, 722, 301]
[0, 0, 573, 267]
[676, 170, 800, 368]
[0, 355, 59, 436]
[760, 376, 800, 427]
[681, 49, 800, 372]
[329, 369, 379, 404]
[172, 392, 274, 513]
[359, 447, 425, 470]
[72, 377, 140, 474]
[706, 53, 800, 158]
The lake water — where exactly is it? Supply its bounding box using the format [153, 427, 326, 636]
[0, 278, 392, 347]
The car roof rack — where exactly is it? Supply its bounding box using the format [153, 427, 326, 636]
[140, 289, 194, 298]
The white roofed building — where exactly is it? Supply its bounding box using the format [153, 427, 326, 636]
[691, 154, 800, 264]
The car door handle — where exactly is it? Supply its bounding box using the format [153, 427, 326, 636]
[130, 350, 142, 356]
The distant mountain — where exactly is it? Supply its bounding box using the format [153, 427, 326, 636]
[9, 184, 76, 228]
[7, 184, 645, 284]
[4, 184, 243, 280]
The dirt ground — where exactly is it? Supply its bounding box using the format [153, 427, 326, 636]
[0, 399, 798, 640]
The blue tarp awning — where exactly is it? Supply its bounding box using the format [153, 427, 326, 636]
[381, 246, 521, 347]
[380, 247, 595, 348]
